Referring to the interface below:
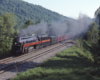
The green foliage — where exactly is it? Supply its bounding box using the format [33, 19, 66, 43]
[0, 0, 69, 29]
[76, 33, 100, 64]
[0, 12, 17, 59]
[3, 12, 16, 36]
[86, 22, 99, 45]
[23, 20, 33, 28]
[82, 22, 100, 63]
[75, 39, 95, 62]
[12, 46, 100, 80]
[14, 29, 19, 37]
[11, 21, 100, 80]
[35, 20, 41, 24]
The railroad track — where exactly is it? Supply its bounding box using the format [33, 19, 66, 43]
[0, 42, 61, 65]
[0, 40, 73, 64]
[0, 40, 74, 74]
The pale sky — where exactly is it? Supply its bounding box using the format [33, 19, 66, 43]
[22, 0, 100, 19]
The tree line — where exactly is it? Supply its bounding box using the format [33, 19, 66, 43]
[0, 0, 68, 30]
[80, 22, 100, 63]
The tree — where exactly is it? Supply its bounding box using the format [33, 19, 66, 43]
[0, 12, 16, 57]
[85, 22, 100, 63]
[14, 29, 19, 37]
[23, 20, 33, 28]
[86, 22, 99, 45]
[35, 20, 41, 24]
[3, 12, 16, 36]
[0, 0, 65, 30]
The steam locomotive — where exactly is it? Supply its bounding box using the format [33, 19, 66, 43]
[11, 34, 69, 55]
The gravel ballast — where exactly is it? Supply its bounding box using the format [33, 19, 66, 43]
[0, 43, 73, 80]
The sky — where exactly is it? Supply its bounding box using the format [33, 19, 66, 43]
[22, 0, 100, 19]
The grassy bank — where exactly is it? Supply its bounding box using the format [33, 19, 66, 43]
[12, 44, 100, 80]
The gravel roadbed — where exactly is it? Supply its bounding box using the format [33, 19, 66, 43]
[0, 43, 61, 69]
[0, 43, 73, 80]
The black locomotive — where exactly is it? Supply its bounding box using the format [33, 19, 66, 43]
[11, 34, 69, 55]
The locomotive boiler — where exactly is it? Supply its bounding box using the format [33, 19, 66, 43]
[11, 34, 70, 55]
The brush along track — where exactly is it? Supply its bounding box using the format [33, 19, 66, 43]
[0, 40, 74, 74]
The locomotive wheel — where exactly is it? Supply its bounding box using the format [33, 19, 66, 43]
[36, 45, 40, 49]
[24, 47, 28, 54]
[34, 45, 40, 50]
[40, 45, 43, 48]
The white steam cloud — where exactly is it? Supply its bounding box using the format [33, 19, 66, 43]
[18, 22, 48, 37]
[48, 22, 67, 36]
[18, 14, 93, 38]
[68, 14, 93, 37]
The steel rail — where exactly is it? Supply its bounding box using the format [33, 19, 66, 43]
[0, 41, 72, 74]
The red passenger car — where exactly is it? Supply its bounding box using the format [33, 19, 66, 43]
[58, 35, 64, 42]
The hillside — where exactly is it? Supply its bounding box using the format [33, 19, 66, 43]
[0, 0, 70, 29]
[12, 45, 100, 80]
[95, 7, 100, 28]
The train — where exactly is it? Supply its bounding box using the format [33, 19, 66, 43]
[11, 34, 70, 55]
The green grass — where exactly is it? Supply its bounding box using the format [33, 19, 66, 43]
[11, 46, 100, 80]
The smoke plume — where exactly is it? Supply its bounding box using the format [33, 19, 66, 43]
[18, 14, 93, 38]
[48, 21, 68, 36]
[18, 22, 48, 37]
[67, 14, 93, 37]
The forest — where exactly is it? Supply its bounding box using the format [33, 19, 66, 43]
[0, 0, 100, 60]
[0, 0, 100, 79]
[0, 0, 71, 58]
[0, 0, 70, 30]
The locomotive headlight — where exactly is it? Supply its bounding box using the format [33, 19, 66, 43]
[15, 42, 17, 45]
